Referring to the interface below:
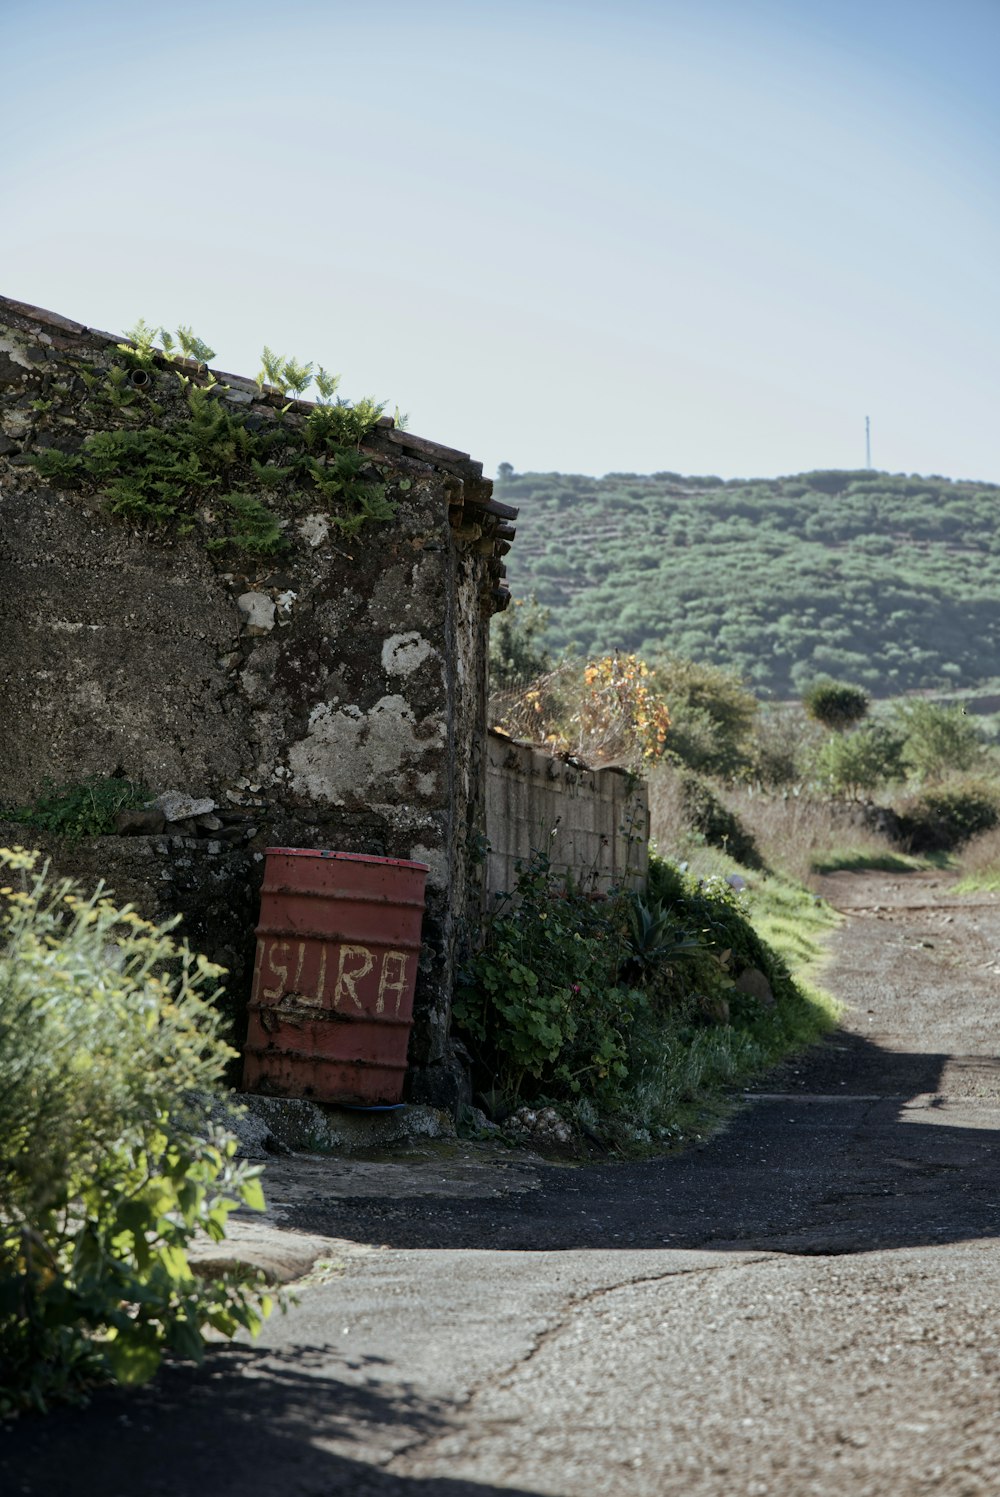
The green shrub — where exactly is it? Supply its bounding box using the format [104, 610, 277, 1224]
[747, 709, 816, 787]
[652, 656, 758, 779]
[891, 699, 983, 782]
[813, 722, 906, 799]
[803, 679, 870, 731]
[489, 597, 553, 691]
[454, 847, 831, 1147]
[895, 780, 1000, 852]
[0, 848, 274, 1413]
[454, 852, 644, 1103]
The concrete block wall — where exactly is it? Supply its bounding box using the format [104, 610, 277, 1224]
[485, 730, 649, 899]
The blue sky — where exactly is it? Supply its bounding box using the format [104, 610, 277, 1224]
[5, 0, 998, 481]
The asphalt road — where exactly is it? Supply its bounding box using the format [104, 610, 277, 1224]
[5, 870, 1000, 1496]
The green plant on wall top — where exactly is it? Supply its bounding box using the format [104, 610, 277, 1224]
[27, 320, 398, 555]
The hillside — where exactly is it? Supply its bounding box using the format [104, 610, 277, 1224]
[497, 468, 1000, 697]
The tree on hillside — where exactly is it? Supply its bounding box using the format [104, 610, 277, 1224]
[803, 679, 870, 732]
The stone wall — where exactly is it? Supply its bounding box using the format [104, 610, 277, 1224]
[485, 730, 649, 899]
[0, 294, 515, 1106]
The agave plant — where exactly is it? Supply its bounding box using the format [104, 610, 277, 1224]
[625, 896, 702, 972]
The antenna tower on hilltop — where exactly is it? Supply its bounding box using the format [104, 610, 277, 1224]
[865, 415, 872, 470]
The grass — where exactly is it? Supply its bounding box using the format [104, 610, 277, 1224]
[595, 845, 840, 1153]
[810, 847, 950, 874]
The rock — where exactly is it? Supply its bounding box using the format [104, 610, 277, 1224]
[734, 967, 775, 1009]
[238, 1095, 456, 1154]
[195, 812, 223, 831]
[150, 790, 217, 823]
[505, 1105, 574, 1147]
[188, 1222, 336, 1286]
[237, 591, 276, 635]
[114, 807, 166, 836]
[202, 1091, 288, 1160]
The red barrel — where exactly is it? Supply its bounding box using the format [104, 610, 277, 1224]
[242, 848, 428, 1105]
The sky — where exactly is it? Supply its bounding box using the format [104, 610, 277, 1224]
[4, 0, 998, 483]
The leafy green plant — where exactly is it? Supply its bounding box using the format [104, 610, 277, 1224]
[11, 774, 147, 841]
[454, 852, 643, 1102]
[211, 492, 286, 554]
[624, 895, 702, 974]
[0, 849, 274, 1412]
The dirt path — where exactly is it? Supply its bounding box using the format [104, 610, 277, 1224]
[5, 870, 1000, 1496]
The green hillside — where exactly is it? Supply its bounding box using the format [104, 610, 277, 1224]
[497, 468, 1000, 697]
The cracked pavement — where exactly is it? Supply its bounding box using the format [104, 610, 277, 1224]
[5, 870, 1000, 1496]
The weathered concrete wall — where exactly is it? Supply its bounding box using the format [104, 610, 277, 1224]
[0, 295, 512, 1106]
[485, 730, 649, 898]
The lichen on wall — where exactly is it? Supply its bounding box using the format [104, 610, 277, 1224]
[287, 695, 447, 806]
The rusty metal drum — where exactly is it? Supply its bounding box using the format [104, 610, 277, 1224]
[242, 848, 428, 1105]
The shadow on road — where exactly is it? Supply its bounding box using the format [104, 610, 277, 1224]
[1, 1343, 547, 1497]
[279, 1028, 1000, 1256]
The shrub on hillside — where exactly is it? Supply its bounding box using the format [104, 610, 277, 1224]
[802, 679, 871, 732]
[895, 780, 1000, 852]
[747, 708, 818, 787]
[0, 849, 273, 1413]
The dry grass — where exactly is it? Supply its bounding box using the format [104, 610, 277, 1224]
[954, 826, 1000, 891]
[648, 763, 904, 882]
[723, 787, 905, 881]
